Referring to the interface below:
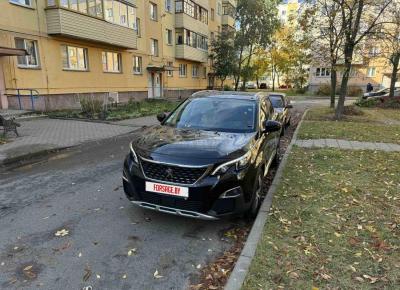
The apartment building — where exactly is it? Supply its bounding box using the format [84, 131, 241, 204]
[0, 0, 236, 111]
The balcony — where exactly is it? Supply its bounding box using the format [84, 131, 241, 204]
[175, 45, 208, 63]
[222, 15, 235, 28]
[175, 13, 209, 36]
[45, 8, 137, 49]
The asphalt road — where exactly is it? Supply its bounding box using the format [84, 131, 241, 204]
[0, 98, 351, 290]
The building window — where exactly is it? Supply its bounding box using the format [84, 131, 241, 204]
[179, 64, 187, 77]
[175, 0, 208, 24]
[133, 56, 142, 74]
[167, 61, 173, 77]
[10, 0, 32, 7]
[211, 8, 215, 21]
[151, 39, 159, 56]
[367, 67, 376, 77]
[136, 18, 141, 37]
[165, 0, 172, 12]
[102, 51, 121, 73]
[166, 29, 173, 45]
[192, 64, 199, 78]
[315, 67, 331, 77]
[150, 2, 158, 21]
[87, 0, 103, 18]
[103, 0, 136, 27]
[217, 2, 222, 15]
[15, 38, 39, 68]
[369, 47, 380, 56]
[61, 45, 88, 71]
[175, 28, 208, 50]
[203, 67, 207, 79]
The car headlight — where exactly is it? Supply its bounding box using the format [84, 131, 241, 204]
[129, 143, 139, 164]
[211, 152, 251, 175]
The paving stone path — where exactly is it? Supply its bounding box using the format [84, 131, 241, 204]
[296, 139, 400, 152]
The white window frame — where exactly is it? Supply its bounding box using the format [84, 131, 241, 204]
[367, 67, 376, 77]
[179, 64, 187, 77]
[165, 0, 172, 12]
[9, 0, 32, 7]
[167, 61, 174, 77]
[62, 45, 89, 71]
[133, 56, 143, 74]
[150, 2, 158, 21]
[150, 39, 159, 56]
[166, 29, 173, 45]
[15, 38, 40, 68]
[192, 64, 199, 78]
[102, 51, 122, 73]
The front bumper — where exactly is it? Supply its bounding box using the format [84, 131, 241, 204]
[122, 155, 252, 219]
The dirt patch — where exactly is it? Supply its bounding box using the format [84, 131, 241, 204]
[188, 111, 304, 290]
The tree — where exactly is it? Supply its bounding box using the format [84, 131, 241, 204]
[304, 0, 345, 108]
[210, 30, 237, 90]
[252, 48, 270, 88]
[380, 2, 400, 98]
[333, 0, 393, 119]
[234, 0, 279, 91]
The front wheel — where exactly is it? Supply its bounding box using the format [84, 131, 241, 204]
[245, 171, 263, 219]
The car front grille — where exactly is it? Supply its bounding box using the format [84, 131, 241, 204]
[141, 192, 204, 212]
[140, 159, 208, 185]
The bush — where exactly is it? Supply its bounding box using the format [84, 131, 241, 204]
[355, 97, 379, 108]
[79, 96, 105, 118]
[379, 96, 400, 109]
[316, 84, 332, 96]
[348, 87, 363, 97]
[223, 84, 233, 91]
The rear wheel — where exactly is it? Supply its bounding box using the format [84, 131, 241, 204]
[245, 170, 263, 219]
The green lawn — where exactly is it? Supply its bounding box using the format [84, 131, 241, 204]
[298, 121, 400, 144]
[47, 99, 180, 121]
[299, 107, 400, 144]
[244, 148, 400, 289]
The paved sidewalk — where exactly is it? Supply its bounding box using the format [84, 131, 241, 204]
[296, 138, 400, 152]
[0, 118, 135, 165]
[111, 115, 158, 127]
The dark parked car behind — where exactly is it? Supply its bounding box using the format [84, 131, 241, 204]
[122, 92, 282, 220]
[268, 93, 292, 136]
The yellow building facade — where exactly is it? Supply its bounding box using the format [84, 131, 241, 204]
[0, 0, 236, 111]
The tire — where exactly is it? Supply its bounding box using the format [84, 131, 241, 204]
[245, 170, 263, 219]
[272, 138, 281, 167]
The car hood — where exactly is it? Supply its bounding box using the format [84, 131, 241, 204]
[131, 125, 257, 165]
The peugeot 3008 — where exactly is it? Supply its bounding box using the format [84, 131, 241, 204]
[122, 91, 282, 220]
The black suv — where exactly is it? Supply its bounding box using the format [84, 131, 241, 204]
[122, 92, 282, 220]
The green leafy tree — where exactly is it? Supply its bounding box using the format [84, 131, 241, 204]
[234, 0, 279, 91]
[210, 30, 237, 90]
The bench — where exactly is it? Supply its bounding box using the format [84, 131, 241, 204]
[0, 115, 20, 137]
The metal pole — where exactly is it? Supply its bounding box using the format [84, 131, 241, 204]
[30, 90, 35, 111]
[17, 89, 22, 110]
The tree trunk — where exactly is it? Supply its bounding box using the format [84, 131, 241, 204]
[272, 66, 276, 92]
[330, 68, 337, 108]
[335, 61, 351, 120]
[389, 53, 400, 98]
[241, 45, 254, 91]
[235, 48, 244, 91]
[256, 77, 259, 89]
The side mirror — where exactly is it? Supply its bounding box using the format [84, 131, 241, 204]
[157, 112, 167, 123]
[285, 104, 293, 109]
[264, 120, 282, 133]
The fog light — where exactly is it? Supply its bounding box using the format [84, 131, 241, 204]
[219, 187, 242, 199]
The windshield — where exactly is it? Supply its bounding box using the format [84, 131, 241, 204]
[269, 96, 284, 108]
[164, 98, 257, 133]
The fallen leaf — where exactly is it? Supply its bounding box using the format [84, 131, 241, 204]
[289, 271, 299, 279]
[355, 276, 364, 282]
[96, 274, 101, 279]
[78, 252, 82, 257]
[55, 229, 69, 237]
[154, 270, 163, 279]
[122, 274, 127, 279]
[128, 248, 137, 256]
[196, 264, 201, 269]
[83, 265, 91, 282]
[23, 265, 33, 271]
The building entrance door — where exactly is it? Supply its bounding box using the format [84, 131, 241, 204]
[148, 72, 163, 99]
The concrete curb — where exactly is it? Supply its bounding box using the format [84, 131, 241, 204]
[225, 109, 309, 290]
